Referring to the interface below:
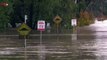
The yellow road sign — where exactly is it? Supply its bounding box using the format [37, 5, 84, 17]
[17, 23, 31, 36]
[53, 15, 62, 24]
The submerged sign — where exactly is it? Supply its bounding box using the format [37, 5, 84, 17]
[37, 20, 45, 31]
[17, 23, 31, 36]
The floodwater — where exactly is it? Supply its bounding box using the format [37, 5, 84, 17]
[78, 19, 107, 60]
[0, 19, 107, 60]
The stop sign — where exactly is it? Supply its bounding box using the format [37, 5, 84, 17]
[37, 20, 45, 31]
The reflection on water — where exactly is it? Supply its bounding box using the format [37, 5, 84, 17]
[37, 44, 46, 60]
[89, 19, 107, 60]
[77, 19, 107, 60]
[95, 39, 107, 60]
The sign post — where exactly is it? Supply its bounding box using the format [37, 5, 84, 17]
[24, 15, 28, 60]
[71, 19, 77, 40]
[17, 23, 31, 60]
[25, 15, 27, 24]
[37, 20, 45, 60]
[37, 20, 45, 45]
[53, 15, 62, 33]
[24, 36, 27, 60]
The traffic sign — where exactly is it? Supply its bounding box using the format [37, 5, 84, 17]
[17, 23, 31, 36]
[53, 15, 62, 24]
[37, 20, 45, 31]
[71, 19, 77, 26]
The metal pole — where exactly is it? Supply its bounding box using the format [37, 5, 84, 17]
[40, 31, 42, 45]
[39, 31, 43, 60]
[57, 24, 59, 34]
[24, 36, 27, 60]
[25, 15, 27, 24]
[72, 26, 77, 40]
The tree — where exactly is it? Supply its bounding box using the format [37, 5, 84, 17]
[78, 11, 94, 26]
[0, 0, 13, 31]
[13, 0, 100, 28]
[12, 0, 78, 29]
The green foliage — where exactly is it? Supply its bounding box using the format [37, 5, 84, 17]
[12, 0, 96, 28]
[13, 0, 77, 28]
[0, 0, 13, 31]
[78, 11, 94, 26]
[33, 0, 77, 29]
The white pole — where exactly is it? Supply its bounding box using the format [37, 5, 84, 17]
[75, 0, 77, 4]
[25, 15, 27, 24]
[39, 31, 43, 60]
[40, 31, 42, 45]
[24, 36, 27, 60]
[72, 26, 77, 40]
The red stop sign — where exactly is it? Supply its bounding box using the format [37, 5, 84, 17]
[37, 20, 45, 31]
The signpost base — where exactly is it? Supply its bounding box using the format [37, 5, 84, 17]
[72, 26, 77, 40]
[24, 36, 27, 60]
[40, 31, 42, 45]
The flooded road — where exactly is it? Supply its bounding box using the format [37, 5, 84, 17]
[78, 20, 107, 60]
[0, 20, 107, 60]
